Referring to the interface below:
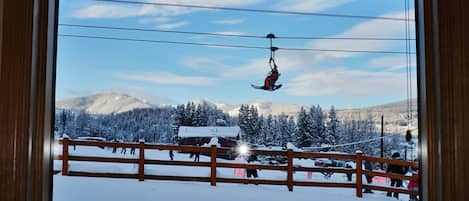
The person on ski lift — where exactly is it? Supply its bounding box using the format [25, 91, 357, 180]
[263, 58, 280, 90]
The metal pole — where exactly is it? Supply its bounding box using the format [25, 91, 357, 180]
[380, 114, 384, 169]
[405, 145, 408, 160]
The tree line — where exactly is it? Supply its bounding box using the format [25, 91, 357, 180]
[55, 102, 405, 156]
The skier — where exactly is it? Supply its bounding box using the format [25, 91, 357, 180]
[363, 160, 374, 193]
[386, 152, 408, 199]
[408, 169, 420, 201]
[252, 33, 282, 91]
[263, 58, 280, 90]
[345, 163, 353, 181]
[169, 149, 174, 161]
[194, 144, 200, 162]
[246, 154, 259, 181]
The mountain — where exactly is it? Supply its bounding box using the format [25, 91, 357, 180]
[337, 99, 417, 122]
[194, 98, 417, 133]
[56, 92, 153, 114]
[337, 99, 418, 132]
[56, 92, 418, 132]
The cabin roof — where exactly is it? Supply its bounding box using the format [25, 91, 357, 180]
[178, 126, 240, 138]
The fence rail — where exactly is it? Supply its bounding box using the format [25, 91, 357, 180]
[55, 138, 419, 198]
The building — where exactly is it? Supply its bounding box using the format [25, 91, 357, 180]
[177, 126, 240, 147]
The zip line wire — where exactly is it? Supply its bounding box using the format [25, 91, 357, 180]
[405, 0, 414, 128]
[58, 34, 416, 54]
[305, 133, 402, 150]
[95, 0, 414, 22]
[59, 23, 416, 41]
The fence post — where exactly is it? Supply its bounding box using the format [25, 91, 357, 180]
[356, 151, 363, 198]
[210, 145, 217, 186]
[62, 137, 69, 176]
[287, 149, 294, 192]
[138, 140, 145, 181]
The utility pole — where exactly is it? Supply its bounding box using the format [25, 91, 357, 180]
[380, 113, 384, 169]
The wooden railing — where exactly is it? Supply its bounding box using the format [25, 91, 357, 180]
[55, 138, 419, 198]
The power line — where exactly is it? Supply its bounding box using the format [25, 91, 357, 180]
[95, 0, 414, 22]
[59, 23, 416, 41]
[59, 34, 268, 50]
[306, 133, 401, 150]
[58, 34, 415, 54]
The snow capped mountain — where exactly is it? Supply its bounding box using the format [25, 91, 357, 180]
[56, 92, 153, 114]
[57, 92, 417, 132]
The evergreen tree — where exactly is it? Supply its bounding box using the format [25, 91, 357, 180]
[325, 106, 339, 146]
[287, 116, 297, 145]
[297, 107, 313, 147]
[309, 105, 326, 146]
[277, 114, 291, 147]
[263, 114, 275, 146]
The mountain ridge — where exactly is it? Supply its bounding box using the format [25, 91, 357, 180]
[56, 92, 417, 126]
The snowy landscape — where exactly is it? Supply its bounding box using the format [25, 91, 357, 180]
[53, 144, 415, 201]
[55, 0, 419, 199]
[55, 92, 418, 159]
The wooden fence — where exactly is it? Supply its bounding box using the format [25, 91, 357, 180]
[55, 138, 419, 198]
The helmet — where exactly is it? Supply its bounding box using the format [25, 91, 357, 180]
[392, 152, 400, 158]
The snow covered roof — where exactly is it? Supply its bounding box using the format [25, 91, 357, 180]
[178, 126, 240, 138]
[77, 136, 106, 141]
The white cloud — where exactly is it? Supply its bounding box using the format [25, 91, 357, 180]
[179, 10, 417, 82]
[273, 0, 354, 12]
[367, 55, 417, 71]
[284, 68, 407, 97]
[158, 21, 188, 29]
[73, 4, 148, 19]
[181, 53, 313, 79]
[139, 17, 171, 24]
[181, 57, 228, 72]
[212, 31, 247, 35]
[115, 71, 217, 86]
[309, 11, 415, 58]
[74, 0, 264, 19]
[211, 19, 245, 25]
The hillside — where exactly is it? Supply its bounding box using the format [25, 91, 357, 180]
[56, 92, 152, 114]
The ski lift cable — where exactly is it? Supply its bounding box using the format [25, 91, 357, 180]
[404, 0, 410, 128]
[404, 0, 413, 129]
[406, 0, 414, 128]
[95, 0, 414, 22]
[306, 133, 402, 150]
[59, 23, 416, 41]
[58, 34, 416, 54]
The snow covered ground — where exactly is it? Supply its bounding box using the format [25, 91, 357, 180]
[54, 176, 410, 201]
[53, 145, 412, 201]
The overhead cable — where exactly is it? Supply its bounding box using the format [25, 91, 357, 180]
[95, 0, 414, 21]
[58, 34, 415, 54]
[59, 23, 416, 41]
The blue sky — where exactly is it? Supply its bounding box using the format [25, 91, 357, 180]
[56, 0, 416, 108]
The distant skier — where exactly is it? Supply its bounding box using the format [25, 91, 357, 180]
[130, 139, 137, 155]
[169, 150, 174, 161]
[246, 154, 259, 181]
[345, 163, 353, 181]
[363, 161, 374, 193]
[194, 144, 200, 162]
[194, 152, 200, 162]
[121, 147, 127, 155]
[408, 169, 420, 201]
[386, 152, 407, 199]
